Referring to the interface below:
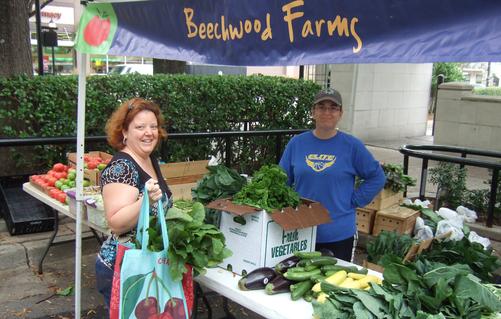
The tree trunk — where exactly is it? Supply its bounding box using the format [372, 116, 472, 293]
[153, 59, 186, 74]
[0, 0, 33, 77]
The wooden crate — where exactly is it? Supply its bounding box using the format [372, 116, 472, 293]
[365, 188, 403, 210]
[160, 160, 209, 185]
[67, 151, 113, 185]
[363, 260, 385, 273]
[170, 182, 197, 201]
[356, 208, 377, 234]
[372, 205, 420, 236]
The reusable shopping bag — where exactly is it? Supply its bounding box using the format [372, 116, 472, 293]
[119, 193, 189, 319]
[109, 243, 132, 319]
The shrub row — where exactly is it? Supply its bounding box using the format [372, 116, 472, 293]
[0, 74, 320, 174]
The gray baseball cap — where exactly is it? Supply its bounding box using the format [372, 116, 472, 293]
[313, 88, 343, 107]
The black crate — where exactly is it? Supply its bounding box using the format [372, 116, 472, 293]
[0, 177, 55, 235]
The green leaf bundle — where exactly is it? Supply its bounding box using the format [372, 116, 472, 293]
[145, 200, 232, 281]
[232, 164, 300, 212]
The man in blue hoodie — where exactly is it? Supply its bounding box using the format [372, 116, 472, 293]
[280, 88, 386, 262]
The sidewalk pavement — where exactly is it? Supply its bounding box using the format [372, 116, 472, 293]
[0, 135, 500, 319]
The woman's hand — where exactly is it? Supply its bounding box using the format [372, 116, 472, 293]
[145, 178, 162, 202]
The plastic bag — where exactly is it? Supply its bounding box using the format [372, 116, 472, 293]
[456, 205, 478, 223]
[208, 155, 219, 166]
[413, 217, 434, 241]
[468, 231, 491, 249]
[402, 198, 431, 209]
[437, 207, 464, 228]
[435, 219, 464, 241]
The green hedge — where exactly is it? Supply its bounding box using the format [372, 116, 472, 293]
[473, 87, 501, 96]
[0, 74, 320, 174]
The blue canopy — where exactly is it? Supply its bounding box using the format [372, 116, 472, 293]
[75, 0, 501, 66]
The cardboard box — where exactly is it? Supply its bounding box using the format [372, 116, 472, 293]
[160, 160, 209, 185]
[67, 151, 113, 185]
[161, 160, 209, 200]
[170, 182, 197, 201]
[372, 205, 420, 236]
[365, 188, 403, 210]
[206, 198, 332, 275]
[356, 208, 377, 234]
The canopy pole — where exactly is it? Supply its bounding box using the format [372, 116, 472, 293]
[74, 51, 88, 319]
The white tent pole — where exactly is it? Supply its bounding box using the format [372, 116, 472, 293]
[75, 51, 87, 319]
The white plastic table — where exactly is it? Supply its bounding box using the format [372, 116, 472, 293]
[23, 182, 110, 273]
[195, 259, 382, 319]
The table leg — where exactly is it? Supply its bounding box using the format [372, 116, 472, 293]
[38, 209, 59, 274]
[222, 297, 236, 319]
[193, 282, 212, 319]
[89, 228, 103, 245]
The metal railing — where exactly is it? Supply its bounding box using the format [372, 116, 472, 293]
[0, 128, 308, 173]
[400, 144, 501, 227]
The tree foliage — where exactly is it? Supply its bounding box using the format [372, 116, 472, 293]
[431, 62, 465, 93]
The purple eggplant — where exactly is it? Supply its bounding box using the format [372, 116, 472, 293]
[265, 274, 294, 295]
[238, 267, 276, 291]
[274, 255, 300, 274]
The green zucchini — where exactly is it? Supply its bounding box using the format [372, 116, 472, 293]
[294, 251, 322, 259]
[308, 256, 338, 266]
[290, 280, 313, 301]
[284, 268, 321, 281]
[321, 265, 368, 275]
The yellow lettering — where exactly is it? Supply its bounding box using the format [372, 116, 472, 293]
[301, 20, 314, 38]
[261, 13, 272, 41]
[207, 23, 214, 39]
[221, 16, 229, 41]
[244, 20, 252, 33]
[282, 0, 304, 43]
[315, 19, 325, 37]
[228, 21, 244, 39]
[199, 23, 206, 39]
[327, 15, 349, 37]
[183, 8, 198, 38]
[214, 23, 221, 39]
[254, 19, 261, 33]
[351, 17, 362, 53]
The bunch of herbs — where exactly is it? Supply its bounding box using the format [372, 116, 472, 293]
[232, 164, 300, 212]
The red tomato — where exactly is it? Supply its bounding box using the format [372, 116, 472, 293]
[47, 170, 57, 178]
[83, 15, 111, 47]
[46, 176, 57, 187]
[49, 188, 59, 199]
[87, 161, 98, 169]
[57, 193, 66, 204]
[53, 163, 65, 172]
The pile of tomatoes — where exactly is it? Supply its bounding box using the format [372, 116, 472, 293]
[30, 163, 71, 204]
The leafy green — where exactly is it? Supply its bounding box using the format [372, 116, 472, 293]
[382, 163, 417, 193]
[143, 200, 232, 281]
[366, 231, 416, 265]
[192, 165, 247, 204]
[232, 164, 300, 212]
[314, 260, 501, 319]
[418, 237, 501, 283]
